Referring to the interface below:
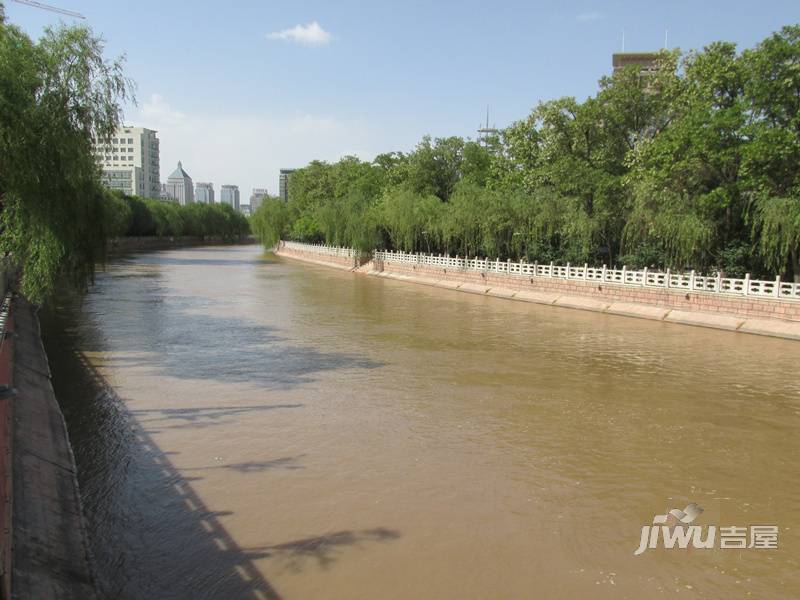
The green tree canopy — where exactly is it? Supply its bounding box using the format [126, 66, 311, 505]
[0, 17, 132, 302]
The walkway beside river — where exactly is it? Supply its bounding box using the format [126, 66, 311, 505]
[9, 298, 95, 599]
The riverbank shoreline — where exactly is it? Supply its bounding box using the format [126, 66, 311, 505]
[0, 240, 265, 598]
[5, 298, 96, 599]
[274, 244, 800, 342]
[108, 235, 256, 256]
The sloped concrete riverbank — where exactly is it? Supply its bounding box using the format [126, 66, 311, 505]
[4, 298, 95, 599]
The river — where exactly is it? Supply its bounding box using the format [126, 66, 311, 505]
[39, 245, 799, 599]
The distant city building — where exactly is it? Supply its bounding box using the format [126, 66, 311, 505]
[239, 204, 251, 217]
[612, 52, 660, 74]
[195, 182, 215, 204]
[279, 169, 296, 202]
[159, 183, 174, 202]
[220, 184, 240, 210]
[250, 188, 268, 212]
[93, 126, 160, 199]
[165, 161, 194, 205]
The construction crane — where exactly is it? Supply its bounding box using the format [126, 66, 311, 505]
[10, 0, 85, 19]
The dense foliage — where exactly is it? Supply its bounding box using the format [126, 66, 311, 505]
[254, 26, 800, 280]
[105, 192, 250, 240]
[0, 14, 132, 303]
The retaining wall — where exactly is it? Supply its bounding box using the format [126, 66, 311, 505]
[275, 243, 800, 341]
[373, 260, 800, 322]
[5, 298, 96, 598]
[275, 242, 368, 271]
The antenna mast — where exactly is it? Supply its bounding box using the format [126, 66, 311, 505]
[477, 105, 498, 147]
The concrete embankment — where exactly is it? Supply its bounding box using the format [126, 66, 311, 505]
[1, 297, 95, 599]
[274, 245, 800, 341]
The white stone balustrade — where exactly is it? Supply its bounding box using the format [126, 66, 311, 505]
[280, 241, 362, 259]
[278, 241, 800, 301]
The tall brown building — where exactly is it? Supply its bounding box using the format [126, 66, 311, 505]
[612, 52, 659, 74]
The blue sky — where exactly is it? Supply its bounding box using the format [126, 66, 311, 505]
[6, 0, 800, 199]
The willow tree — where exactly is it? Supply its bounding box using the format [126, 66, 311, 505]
[0, 17, 132, 302]
[378, 186, 442, 253]
[251, 198, 290, 248]
[624, 43, 750, 272]
[743, 26, 800, 280]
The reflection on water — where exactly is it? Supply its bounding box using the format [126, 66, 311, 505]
[41, 246, 800, 599]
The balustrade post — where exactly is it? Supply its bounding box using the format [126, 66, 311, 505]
[744, 273, 750, 296]
[549, 261, 554, 278]
[622, 265, 627, 284]
[690, 270, 696, 291]
[717, 271, 723, 292]
[642, 266, 648, 287]
[602, 264, 607, 282]
[665, 268, 671, 289]
[774, 275, 781, 297]
[566, 262, 571, 279]
[584, 263, 588, 280]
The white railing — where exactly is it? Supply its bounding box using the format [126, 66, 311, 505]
[278, 241, 800, 301]
[373, 249, 800, 301]
[279, 241, 362, 259]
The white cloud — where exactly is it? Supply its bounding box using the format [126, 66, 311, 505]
[266, 21, 332, 46]
[140, 94, 186, 127]
[576, 11, 603, 22]
[126, 94, 379, 200]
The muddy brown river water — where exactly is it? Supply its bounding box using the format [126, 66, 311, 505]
[40, 245, 799, 599]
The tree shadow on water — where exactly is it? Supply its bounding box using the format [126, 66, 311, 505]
[130, 405, 305, 431]
[73, 272, 384, 390]
[244, 528, 402, 573]
[40, 312, 400, 600]
[179, 456, 307, 473]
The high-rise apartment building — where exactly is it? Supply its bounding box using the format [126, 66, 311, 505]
[220, 185, 240, 211]
[195, 182, 215, 204]
[94, 126, 160, 199]
[165, 162, 194, 205]
[279, 169, 295, 202]
[250, 188, 268, 212]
